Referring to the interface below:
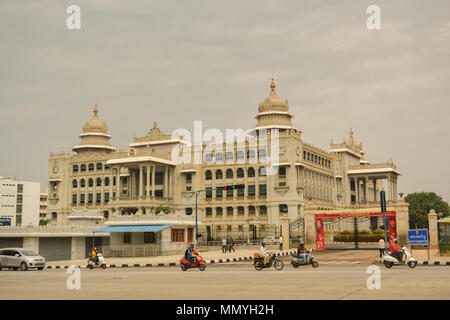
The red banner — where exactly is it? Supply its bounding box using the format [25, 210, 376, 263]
[315, 217, 325, 251]
[388, 216, 398, 252]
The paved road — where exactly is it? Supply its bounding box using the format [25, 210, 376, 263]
[0, 263, 449, 300]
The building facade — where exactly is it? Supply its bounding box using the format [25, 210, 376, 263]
[47, 79, 403, 244]
[0, 177, 40, 227]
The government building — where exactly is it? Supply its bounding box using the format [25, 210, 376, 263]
[46, 79, 409, 251]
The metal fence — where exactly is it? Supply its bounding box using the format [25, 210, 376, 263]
[439, 240, 450, 254]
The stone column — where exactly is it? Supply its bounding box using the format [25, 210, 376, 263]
[23, 237, 39, 254]
[373, 178, 377, 202]
[363, 178, 368, 203]
[428, 209, 439, 250]
[354, 178, 359, 204]
[139, 165, 144, 198]
[164, 166, 168, 198]
[152, 165, 156, 199]
[394, 199, 409, 246]
[71, 237, 86, 260]
[115, 166, 121, 198]
[146, 164, 150, 198]
[304, 207, 316, 248]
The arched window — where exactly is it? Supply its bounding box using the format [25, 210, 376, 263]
[96, 178, 102, 187]
[248, 206, 256, 215]
[88, 163, 94, 171]
[104, 177, 110, 186]
[96, 163, 103, 171]
[237, 168, 244, 178]
[73, 165, 79, 173]
[205, 170, 212, 180]
[248, 167, 255, 178]
[80, 179, 85, 188]
[80, 164, 86, 172]
[215, 170, 223, 180]
[258, 166, 266, 177]
[88, 178, 93, 187]
[72, 179, 78, 188]
[226, 169, 233, 179]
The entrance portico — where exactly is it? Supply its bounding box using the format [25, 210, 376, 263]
[107, 156, 176, 216]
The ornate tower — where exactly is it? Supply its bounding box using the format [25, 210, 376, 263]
[72, 105, 116, 154]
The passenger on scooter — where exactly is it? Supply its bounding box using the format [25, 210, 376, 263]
[89, 248, 99, 264]
[389, 238, 404, 262]
[185, 243, 196, 265]
[260, 242, 270, 265]
[297, 243, 308, 264]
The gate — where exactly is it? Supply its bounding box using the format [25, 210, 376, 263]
[315, 210, 396, 250]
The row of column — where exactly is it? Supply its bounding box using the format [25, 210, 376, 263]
[351, 175, 398, 203]
[113, 164, 174, 199]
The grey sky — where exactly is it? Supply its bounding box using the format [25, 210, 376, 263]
[0, 0, 449, 202]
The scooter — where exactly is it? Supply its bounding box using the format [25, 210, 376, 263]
[180, 250, 206, 271]
[383, 246, 417, 268]
[87, 253, 107, 269]
[291, 249, 319, 268]
[254, 252, 284, 271]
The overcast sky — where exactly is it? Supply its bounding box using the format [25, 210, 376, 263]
[0, 0, 449, 202]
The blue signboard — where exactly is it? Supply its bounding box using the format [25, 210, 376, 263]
[0, 217, 11, 226]
[408, 229, 428, 245]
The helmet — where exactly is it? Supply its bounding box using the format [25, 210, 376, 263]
[262, 242, 266, 246]
[393, 238, 398, 243]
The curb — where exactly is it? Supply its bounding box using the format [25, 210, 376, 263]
[375, 258, 450, 266]
[46, 250, 298, 270]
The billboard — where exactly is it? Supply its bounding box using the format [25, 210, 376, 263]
[0, 217, 12, 226]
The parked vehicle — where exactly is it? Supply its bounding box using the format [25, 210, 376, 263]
[0, 248, 46, 271]
[291, 249, 319, 268]
[383, 246, 417, 268]
[262, 236, 280, 245]
[180, 250, 206, 271]
[87, 253, 107, 269]
[253, 252, 284, 270]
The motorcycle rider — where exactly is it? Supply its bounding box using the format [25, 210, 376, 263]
[260, 242, 270, 265]
[185, 243, 196, 266]
[89, 247, 99, 265]
[389, 238, 404, 262]
[297, 243, 308, 264]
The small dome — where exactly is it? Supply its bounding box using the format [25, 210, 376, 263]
[258, 78, 289, 113]
[82, 105, 108, 133]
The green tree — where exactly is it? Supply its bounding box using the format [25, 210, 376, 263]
[405, 192, 449, 229]
[155, 206, 172, 215]
[39, 218, 51, 226]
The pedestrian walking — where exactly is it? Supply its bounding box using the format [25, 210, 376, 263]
[228, 237, 235, 252]
[222, 238, 227, 253]
[378, 238, 385, 258]
[279, 235, 283, 251]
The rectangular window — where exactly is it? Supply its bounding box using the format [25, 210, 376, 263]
[215, 152, 223, 161]
[216, 188, 223, 198]
[104, 192, 110, 203]
[16, 205, 22, 214]
[124, 232, 131, 244]
[144, 232, 156, 244]
[104, 164, 110, 170]
[171, 229, 185, 242]
[187, 228, 193, 243]
[260, 206, 267, 215]
[186, 173, 192, 183]
[259, 184, 267, 196]
[96, 163, 102, 170]
[237, 187, 244, 197]
[226, 188, 233, 198]
[88, 163, 94, 171]
[206, 187, 212, 199]
[72, 194, 77, 205]
[279, 204, 288, 214]
[17, 184, 23, 193]
[16, 215, 22, 226]
[16, 194, 23, 204]
[96, 193, 101, 204]
[248, 185, 255, 196]
[80, 194, 85, 204]
[279, 167, 286, 177]
[88, 193, 93, 204]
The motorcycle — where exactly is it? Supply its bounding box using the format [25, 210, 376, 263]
[87, 253, 107, 269]
[254, 252, 284, 271]
[180, 250, 206, 271]
[383, 246, 417, 268]
[291, 249, 319, 268]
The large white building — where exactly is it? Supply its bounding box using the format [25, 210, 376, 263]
[0, 177, 40, 227]
[46, 79, 409, 249]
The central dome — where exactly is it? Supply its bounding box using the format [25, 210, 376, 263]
[82, 105, 108, 133]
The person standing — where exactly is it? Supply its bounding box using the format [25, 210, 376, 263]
[222, 238, 227, 253]
[378, 238, 385, 258]
[279, 235, 283, 251]
[228, 237, 235, 252]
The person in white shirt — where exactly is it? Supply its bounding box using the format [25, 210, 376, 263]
[259, 242, 270, 265]
[378, 238, 385, 258]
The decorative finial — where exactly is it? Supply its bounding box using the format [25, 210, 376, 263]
[270, 77, 276, 94]
[93, 104, 99, 118]
[153, 121, 157, 129]
[349, 127, 354, 138]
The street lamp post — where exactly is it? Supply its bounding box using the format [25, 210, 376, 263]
[380, 188, 389, 252]
[195, 189, 207, 249]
